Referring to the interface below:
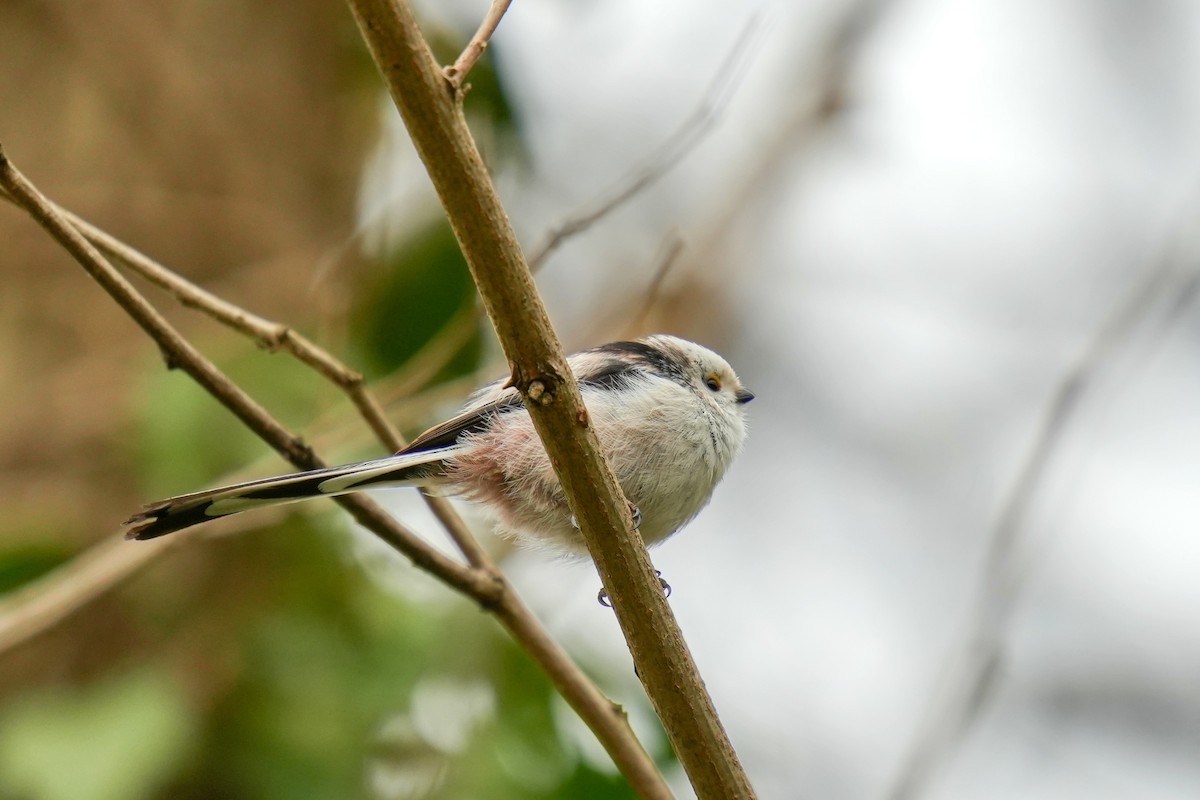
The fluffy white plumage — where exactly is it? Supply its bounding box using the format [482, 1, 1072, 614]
[125, 334, 753, 554]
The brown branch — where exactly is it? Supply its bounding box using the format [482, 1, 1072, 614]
[35, 201, 490, 570]
[0, 376, 461, 655]
[444, 0, 514, 88]
[342, 12, 761, 401]
[1, 186, 490, 571]
[55, 208, 404, 449]
[0, 146, 492, 594]
[0, 145, 666, 797]
[345, 2, 755, 797]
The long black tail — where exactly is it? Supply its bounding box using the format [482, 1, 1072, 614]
[124, 447, 460, 540]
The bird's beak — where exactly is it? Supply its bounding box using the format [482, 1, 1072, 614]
[735, 388, 755, 404]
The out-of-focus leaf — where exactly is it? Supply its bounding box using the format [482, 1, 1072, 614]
[132, 344, 333, 496]
[553, 764, 642, 800]
[194, 524, 450, 800]
[447, 630, 577, 798]
[0, 544, 73, 594]
[0, 668, 195, 800]
[355, 220, 482, 380]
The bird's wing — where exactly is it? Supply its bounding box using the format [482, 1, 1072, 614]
[401, 386, 525, 454]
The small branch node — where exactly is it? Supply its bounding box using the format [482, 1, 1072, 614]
[525, 379, 553, 406]
[258, 324, 291, 352]
[471, 567, 507, 611]
[160, 347, 182, 371]
[339, 368, 367, 389]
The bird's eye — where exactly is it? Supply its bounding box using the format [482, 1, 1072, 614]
[704, 374, 722, 392]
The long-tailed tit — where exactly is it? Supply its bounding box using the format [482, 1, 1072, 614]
[125, 334, 753, 553]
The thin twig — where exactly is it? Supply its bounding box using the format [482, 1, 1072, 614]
[39, 201, 490, 570]
[624, 231, 685, 336]
[0, 372, 471, 656]
[338, 8, 763, 398]
[444, 0, 514, 88]
[53, 207, 407, 451]
[884, 207, 1200, 800]
[0, 145, 493, 599]
[527, 15, 764, 272]
[4, 180, 492, 570]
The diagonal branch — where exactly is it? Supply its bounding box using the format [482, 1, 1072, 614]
[32, 199, 489, 570]
[0, 145, 668, 799]
[339, 15, 763, 399]
[0, 146, 490, 597]
[345, 1, 755, 797]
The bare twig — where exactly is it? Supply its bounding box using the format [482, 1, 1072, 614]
[884, 208, 1200, 800]
[56, 207, 406, 449]
[624, 231, 685, 335]
[38, 202, 490, 570]
[347, 1, 754, 796]
[0, 145, 667, 798]
[527, 15, 764, 272]
[444, 0, 514, 88]
[0, 145, 492, 597]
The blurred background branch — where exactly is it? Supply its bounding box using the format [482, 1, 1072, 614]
[527, 15, 764, 274]
[885, 195, 1200, 800]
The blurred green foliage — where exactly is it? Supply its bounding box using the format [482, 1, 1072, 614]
[133, 345, 338, 496]
[155, 522, 659, 800]
[0, 668, 196, 800]
[0, 545, 73, 595]
[354, 220, 483, 382]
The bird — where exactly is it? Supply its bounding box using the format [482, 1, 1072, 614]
[124, 334, 753, 555]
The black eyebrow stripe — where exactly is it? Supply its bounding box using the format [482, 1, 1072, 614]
[587, 340, 687, 382]
[579, 358, 644, 391]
